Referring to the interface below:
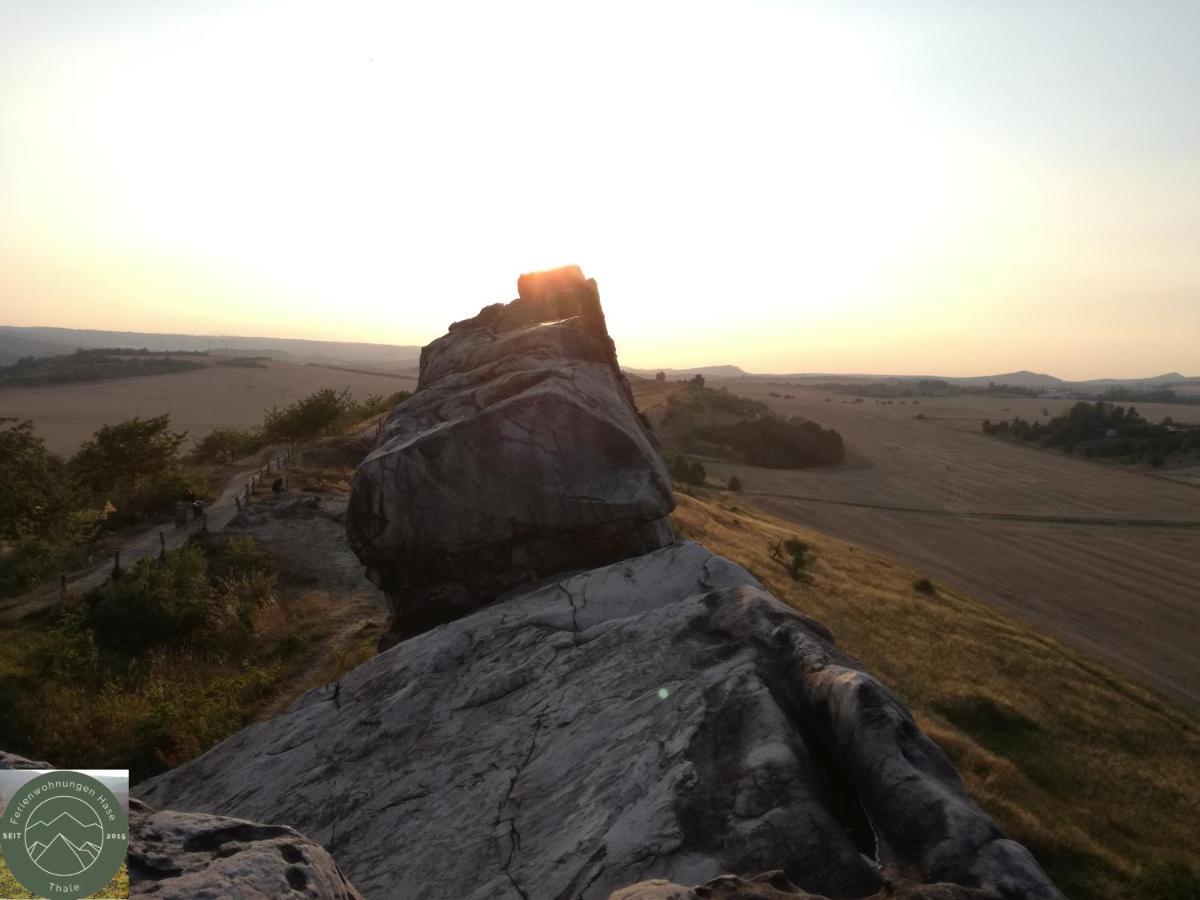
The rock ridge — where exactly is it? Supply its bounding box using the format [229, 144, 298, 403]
[134, 268, 1062, 899]
[347, 266, 675, 639]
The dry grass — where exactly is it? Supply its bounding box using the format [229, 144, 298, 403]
[643, 379, 1200, 712]
[0, 540, 382, 780]
[673, 491, 1200, 899]
[0, 853, 128, 898]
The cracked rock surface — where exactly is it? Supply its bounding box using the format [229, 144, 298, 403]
[132, 268, 1061, 899]
[345, 266, 675, 638]
[136, 542, 1060, 899]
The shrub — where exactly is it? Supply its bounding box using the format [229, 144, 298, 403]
[0, 419, 72, 541]
[913, 577, 937, 595]
[261, 388, 355, 442]
[667, 454, 706, 485]
[769, 537, 812, 581]
[1129, 863, 1200, 900]
[188, 427, 262, 463]
[696, 416, 844, 468]
[727, 474, 743, 492]
[86, 546, 213, 654]
[71, 415, 187, 502]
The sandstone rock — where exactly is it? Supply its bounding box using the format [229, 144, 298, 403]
[609, 871, 1000, 899]
[136, 544, 1060, 900]
[128, 798, 363, 899]
[346, 266, 674, 636]
[0, 750, 361, 899]
[0, 750, 51, 769]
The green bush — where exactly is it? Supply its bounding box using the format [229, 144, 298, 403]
[770, 538, 812, 581]
[667, 453, 707, 485]
[727, 474, 743, 491]
[1129, 862, 1200, 900]
[913, 577, 937, 595]
[131, 663, 281, 775]
[261, 388, 354, 441]
[188, 427, 263, 463]
[0, 419, 72, 541]
[87, 547, 213, 654]
[0, 537, 73, 596]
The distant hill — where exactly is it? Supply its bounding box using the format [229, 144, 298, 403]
[632, 364, 1198, 391]
[0, 326, 421, 371]
[625, 364, 748, 379]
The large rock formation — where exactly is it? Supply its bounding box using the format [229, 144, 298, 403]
[136, 269, 1061, 899]
[347, 266, 675, 637]
[137, 543, 1059, 899]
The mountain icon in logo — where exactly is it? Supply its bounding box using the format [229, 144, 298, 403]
[25, 805, 104, 876]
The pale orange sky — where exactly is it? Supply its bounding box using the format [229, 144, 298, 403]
[1, 1, 1197, 379]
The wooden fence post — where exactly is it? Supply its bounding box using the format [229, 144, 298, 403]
[60, 574, 67, 602]
[159, 531, 167, 560]
[112, 550, 122, 580]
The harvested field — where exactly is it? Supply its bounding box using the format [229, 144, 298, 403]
[0, 359, 417, 454]
[639, 379, 1200, 710]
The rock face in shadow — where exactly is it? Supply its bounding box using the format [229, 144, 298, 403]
[0, 751, 363, 899]
[0, 750, 51, 770]
[128, 798, 363, 899]
[346, 265, 675, 637]
[137, 544, 1060, 900]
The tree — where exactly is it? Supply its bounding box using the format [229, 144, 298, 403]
[667, 454, 706, 485]
[70, 415, 187, 505]
[655, 371, 666, 382]
[690, 374, 705, 389]
[0, 419, 71, 541]
[769, 537, 812, 580]
[189, 428, 260, 464]
[726, 474, 743, 491]
[87, 546, 212, 653]
[261, 388, 353, 442]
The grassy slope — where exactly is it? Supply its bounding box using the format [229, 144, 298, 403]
[672, 490, 1200, 900]
[0, 853, 128, 898]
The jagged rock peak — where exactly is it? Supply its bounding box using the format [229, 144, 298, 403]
[347, 267, 675, 640]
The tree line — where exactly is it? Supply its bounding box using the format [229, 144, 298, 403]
[982, 401, 1200, 466]
[0, 387, 409, 595]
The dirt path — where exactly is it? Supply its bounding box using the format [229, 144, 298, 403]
[221, 485, 388, 720]
[0, 451, 290, 624]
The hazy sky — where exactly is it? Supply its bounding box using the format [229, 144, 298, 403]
[1, 0, 1197, 378]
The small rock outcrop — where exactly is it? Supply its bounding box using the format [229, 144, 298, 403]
[0, 751, 363, 899]
[129, 798, 363, 899]
[0, 750, 51, 770]
[609, 872, 1000, 899]
[347, 266, 675, 637]
[135, 270, 1061, 899]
